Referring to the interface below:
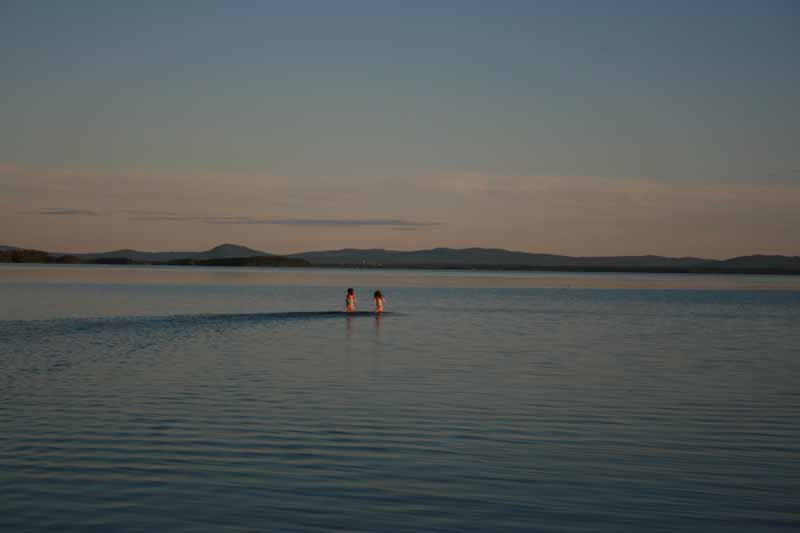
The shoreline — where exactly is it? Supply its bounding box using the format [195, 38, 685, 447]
[1, 261, 799, 277]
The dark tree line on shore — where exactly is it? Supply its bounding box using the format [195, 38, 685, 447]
[0, 248, 308, 267]
[0, 249, 81, 264]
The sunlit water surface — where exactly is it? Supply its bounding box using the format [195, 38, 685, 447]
[2, 266, 799, 531]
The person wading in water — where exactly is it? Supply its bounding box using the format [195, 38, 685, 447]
[345, 288, 357, 312]
[373, 290, 385, 313]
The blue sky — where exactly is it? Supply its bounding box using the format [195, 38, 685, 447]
[1, 1, 798, 256]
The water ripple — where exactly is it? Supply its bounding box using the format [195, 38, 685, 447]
[2, 285, 799, 531]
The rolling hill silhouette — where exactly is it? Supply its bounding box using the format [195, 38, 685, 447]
[76, 243, 268, 262]
[2, 244, 798, 273]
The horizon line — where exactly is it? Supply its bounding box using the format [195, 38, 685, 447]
[2, 242, 797, 262]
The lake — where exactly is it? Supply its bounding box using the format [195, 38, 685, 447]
[2, 265, 799, 532]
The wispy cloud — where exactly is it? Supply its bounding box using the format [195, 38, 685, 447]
[32, 208, 100, 216]
[129, 214, 441, 229]
[121, 209, 181, 216]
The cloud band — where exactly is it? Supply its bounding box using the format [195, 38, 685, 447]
[129, 215, 441, 229]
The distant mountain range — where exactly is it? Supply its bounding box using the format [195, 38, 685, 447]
[289, 248, 720, 269]
[288, 248, 800, 273]
[1, 243, 799, 274]
[0, 244, 307, 267]
[74, 243, 271, 262]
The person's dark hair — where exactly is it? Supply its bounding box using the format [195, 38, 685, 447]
[374, 290, 382, 298]
[347, 288, 354, 295]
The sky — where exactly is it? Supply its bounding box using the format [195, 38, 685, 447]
[1, 0, 798, 257]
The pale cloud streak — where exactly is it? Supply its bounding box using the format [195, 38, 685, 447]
[129, 214, 441, 229]
[121, 209, 181, 216]
[3, 163, 800, 257]
[32, 208, 100, 216]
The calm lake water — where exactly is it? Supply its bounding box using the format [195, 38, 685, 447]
[2, 265, 799, 532]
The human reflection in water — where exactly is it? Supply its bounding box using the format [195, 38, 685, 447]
[346, 313, 355, 340]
